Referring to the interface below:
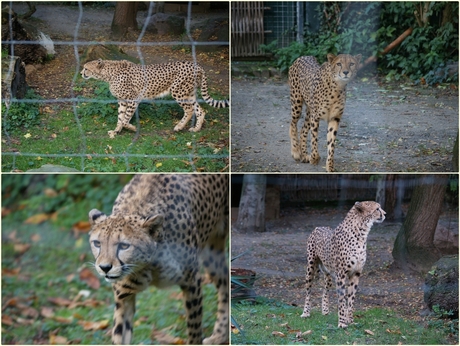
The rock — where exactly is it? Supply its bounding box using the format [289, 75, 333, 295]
[423, 255, 458, 318]
[26, 164, 80, 172]
[195, 17, 229, 52]
[434, 221, 459, 255]
[145, 13, 185, 36]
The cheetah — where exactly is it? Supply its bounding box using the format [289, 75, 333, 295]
[301, 201, 385, 328]
[80, 59, 229, 138]
[88, 174, 229, 344]
[289, 53, 362, 172]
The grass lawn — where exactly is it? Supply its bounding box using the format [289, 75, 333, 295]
[2, 80, 229, 172]
[1, 219, 221, 344]
[231, 298, 458, 345]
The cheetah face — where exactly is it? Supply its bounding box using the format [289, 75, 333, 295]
[80, 59, 104, 80]
[88, 209, 164, 283]
[327, 54, 362, 83]
[354, 201, 386, 226]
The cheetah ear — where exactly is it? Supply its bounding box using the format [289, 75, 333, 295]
[89, 209, 107, 225]
[142, 214, 164, 241]
[327, 53, 336, 63]
[96, 59, 104, 68]
[354, 202, 365, 213]
[354, 54, 362, 64]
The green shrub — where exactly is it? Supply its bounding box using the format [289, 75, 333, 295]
[1, 89, 42, 134]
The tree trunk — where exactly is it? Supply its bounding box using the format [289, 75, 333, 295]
[235, 174, 266, 232]
[111, 2, 139, 40]
[392, 175, 449, 274]
[453, 132, 458, 172]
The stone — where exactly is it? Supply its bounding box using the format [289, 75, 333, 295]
[423, 255, 458, 318]
[145, 13, 185, 36]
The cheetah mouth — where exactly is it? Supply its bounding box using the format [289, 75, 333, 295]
[105, 275, 122, 283]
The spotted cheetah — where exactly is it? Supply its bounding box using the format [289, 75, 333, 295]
[301, 201, 385, 328]
[289, 54, 362, 172]
[81, 59, 229, 138]
[88, 174, 229, 344]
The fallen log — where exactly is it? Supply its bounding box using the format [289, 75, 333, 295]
[1, 55, 27, 106]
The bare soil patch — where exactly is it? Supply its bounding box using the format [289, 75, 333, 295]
[231, 75, 458, 172]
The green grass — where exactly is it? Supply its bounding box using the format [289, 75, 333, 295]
[2, 80, 229, 172]
[231, 298, 458, 345]
[1, 220, 221, 344]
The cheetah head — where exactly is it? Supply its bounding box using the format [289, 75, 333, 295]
[327, 54, 362, 83]
[80, 59, 105, 80]
[354, 201, 386, 227]
[88, 209, 164, 283]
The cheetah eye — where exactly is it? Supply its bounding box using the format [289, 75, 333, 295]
[92, 240, 101, 248]
[350, 63, 355, 66]
[337, 63, 342, 67]
[118, 243, 130, 250]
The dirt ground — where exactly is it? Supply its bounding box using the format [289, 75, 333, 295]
[9, 3, 229, 100]
[231, 205, 458, 322]
[231, 75, 458, 172]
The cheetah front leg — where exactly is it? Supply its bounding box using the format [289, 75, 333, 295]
[108, 100, 138, 138]
[320, 266, 333, 315]
[345, 272, 361, 325]
[181, 274, 204, 344]
[325, 117, 340, 172]
[111, 291, 136, 344]
[289, 91, 305, 162]
[335, 270, 349, 328]
[174, 99, 195, 132]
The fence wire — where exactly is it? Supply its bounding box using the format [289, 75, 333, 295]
[1, 1, 229, 172]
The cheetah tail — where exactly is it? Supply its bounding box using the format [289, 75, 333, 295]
[200, 74, 229, 108]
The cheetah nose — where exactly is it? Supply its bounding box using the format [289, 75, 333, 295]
[99, 264, 113, 274]
[343, 70, 349, 76]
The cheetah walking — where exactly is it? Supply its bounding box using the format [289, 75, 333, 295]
[289, 54, 361, 172]
[89, 174, 229, 344]
[80, 59, 229, 138]
[301, 201, 385, 328]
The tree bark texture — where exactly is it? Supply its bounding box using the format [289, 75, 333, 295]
[392, 175, 449, 274]
[111, 2, 139, 40]
[235, 174, 266, 232]
[2, 56, 27, 104]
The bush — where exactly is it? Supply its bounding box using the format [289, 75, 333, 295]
[1, 89, 42, 134]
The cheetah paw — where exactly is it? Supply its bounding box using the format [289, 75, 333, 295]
[300, 312, 310, 318]
[108, 130, 116, 139]
[203, 335, 228, 345]
[188, 127, 200, 132]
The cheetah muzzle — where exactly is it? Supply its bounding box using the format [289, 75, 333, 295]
[80, 59, 229, 138]
[289, 53, 362, 172]
[301, 201, 385, 328]
[88, 174, 229, 345]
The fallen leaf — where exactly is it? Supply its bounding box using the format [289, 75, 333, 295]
[30, 233, 41, 242]
[24, 213, 50, 224]
[78, 319, 110, 331]
[14, 243, 31, 255]
[1, 314, 14, 326]
[302, 330, 312, 336]
[271, 331, 285, 337]
[2, 267, 20, 277]
[49, 334, 68, 344]
[152, 330, 185, 344]
[73, 221, 91, 233]
[48, 297, 73, 307]
[365, 329, 374, 335]
[41, 307, 54, 318]
[79, 267, 100, 290]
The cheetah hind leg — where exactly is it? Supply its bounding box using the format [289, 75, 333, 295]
[173, 98, 194, 132]
[188, 102, 206, 132]
[108, 100, 138, 138]
[320, 265, 333, 315]
[300, 256, 318, 318]
[201, 243, 229, 344]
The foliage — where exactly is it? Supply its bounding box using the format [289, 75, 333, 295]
[2, 88, 42, 134]
[77, 80, 118, 121]
[262, 2, 458, 84]
[231, 297, 457, 344]
[1, 219, 219, 344]
[2, 174, 132, 229]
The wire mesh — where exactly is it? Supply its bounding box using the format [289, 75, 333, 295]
[1, 1, 229, 172]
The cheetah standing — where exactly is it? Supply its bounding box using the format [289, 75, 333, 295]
[289, 54, 361, 172]
[80, 59, 229, 138]
[301, 201, 385, 328]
